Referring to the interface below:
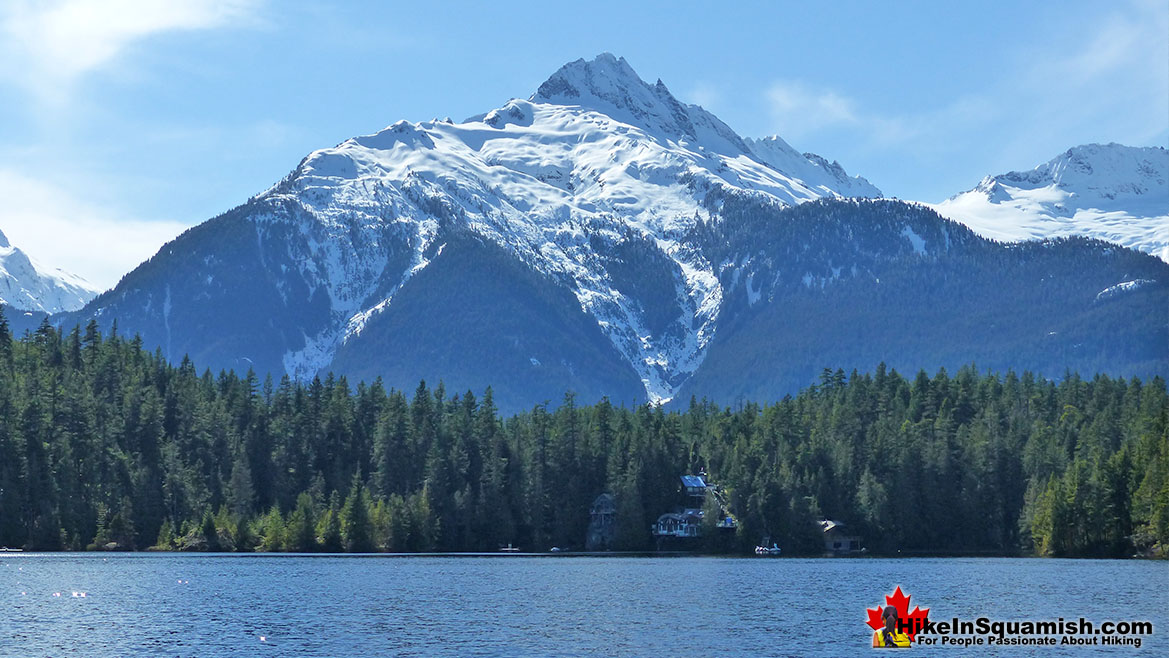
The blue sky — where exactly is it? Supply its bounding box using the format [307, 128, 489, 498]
[2, 0, 1166, 289]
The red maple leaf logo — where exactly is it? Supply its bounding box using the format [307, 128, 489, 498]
[866, 586, 930, 642]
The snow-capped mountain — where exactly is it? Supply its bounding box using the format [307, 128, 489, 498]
[61, 55, 1167, 410]
[933, 144, 1168, 262]
[245, 53, 878, 401]
[0, 227, 99, 313]
[745, 135, 881, 199]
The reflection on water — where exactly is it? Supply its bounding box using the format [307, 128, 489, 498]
[2, 554, 1166, 657]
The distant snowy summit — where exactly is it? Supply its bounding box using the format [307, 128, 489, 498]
[527, 54, 881, 200]
[271, 53, 881, 400]
[933, 144, 1168, 262]
[0, 228, 99, 313]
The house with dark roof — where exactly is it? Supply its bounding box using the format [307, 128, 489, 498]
[820, 518, 863, 555]
[651, 475, 737, 549]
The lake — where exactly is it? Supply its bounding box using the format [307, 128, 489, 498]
[2, 554, 1166, 656]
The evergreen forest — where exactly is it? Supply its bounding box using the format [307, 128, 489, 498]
[1, 310, 1166, 559]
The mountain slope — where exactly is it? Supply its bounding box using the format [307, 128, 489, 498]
[59, 56, 1167, 411]
[933, 144, 1169, 262]
[676, 196, 1167, 403]
[0, 227, 98, 313]
[326, 233, 646, 407]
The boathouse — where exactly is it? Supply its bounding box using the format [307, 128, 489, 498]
[819, 518, 862, 554]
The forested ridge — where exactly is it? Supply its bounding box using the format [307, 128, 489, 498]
[1, 310, 1166, 558]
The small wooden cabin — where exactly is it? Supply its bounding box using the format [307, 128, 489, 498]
[820, 518, 863, 555]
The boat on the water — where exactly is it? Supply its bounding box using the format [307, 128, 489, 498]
[754, 543, 782, 556]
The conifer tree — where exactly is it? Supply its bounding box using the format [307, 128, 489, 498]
[341, 476, 373, 553]
[284, 493, 318, 552]
[319, 492, 343, 552]
[257, 506, 284, 552]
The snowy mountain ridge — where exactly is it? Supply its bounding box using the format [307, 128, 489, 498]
[65, 55, 1165, 409]
[934, 143, 1168, 262]
[0, 227, 99, 314]
[259, 53, 880, 402]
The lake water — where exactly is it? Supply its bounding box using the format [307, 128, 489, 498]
[1, 554, 1166, 656]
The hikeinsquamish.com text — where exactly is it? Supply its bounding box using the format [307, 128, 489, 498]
[903, 616, 1153, 648]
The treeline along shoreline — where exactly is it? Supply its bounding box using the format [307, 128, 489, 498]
[0, 310, 1166, 558]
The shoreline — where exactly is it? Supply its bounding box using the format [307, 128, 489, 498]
[4, 550, 1165, 560]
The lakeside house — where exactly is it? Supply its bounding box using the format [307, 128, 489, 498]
[652, 509, 704, 538]
[820, 518, 863, 555]
[651, 474, 737, 548]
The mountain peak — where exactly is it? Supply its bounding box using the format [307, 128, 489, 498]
[994, 143, 1168, 199]
[531, 53, 747, 154]
[934, 142, 1169, 262]
[195, 53, 890, 401]
[533, 53, 645, 103]
[0, 229, 99, 313]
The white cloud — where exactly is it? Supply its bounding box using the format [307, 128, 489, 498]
[1, 0, 261, 102]
[1011, 0, 1168, 146]
[765, 81, 859, 139]
[0, 1, 265, 290]
[0, 168, 191, 291]
[1056, 4, 1163, 82]
[764, 80, 929, 151]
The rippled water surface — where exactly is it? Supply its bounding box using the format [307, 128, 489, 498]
[2, 554, 1166, 656]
